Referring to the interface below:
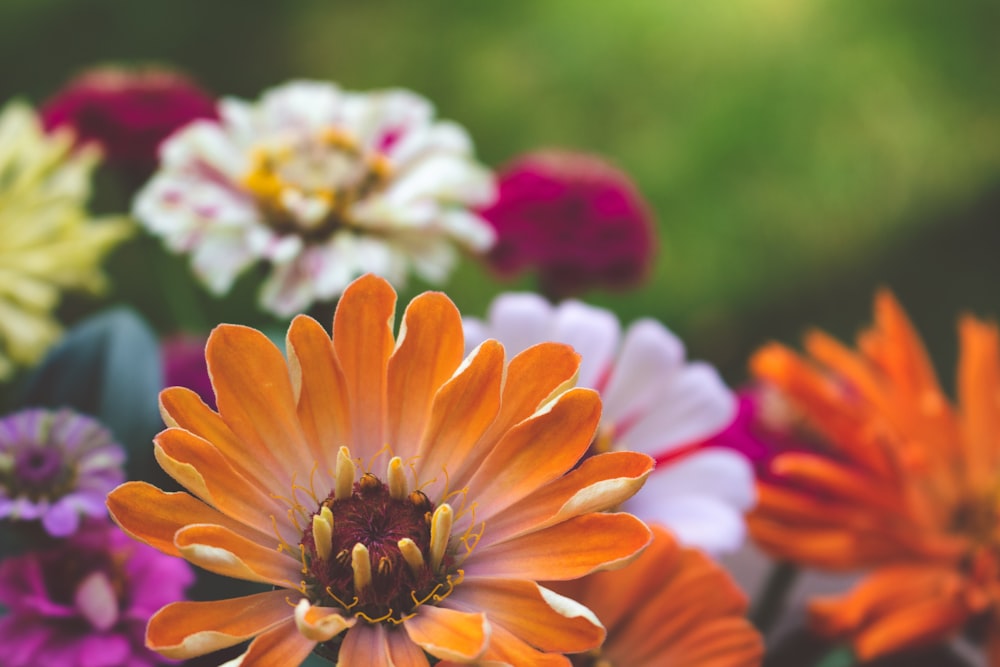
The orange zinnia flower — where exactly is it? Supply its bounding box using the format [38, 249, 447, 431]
[748, 290, 1000, 662]
[550, 524, 763, 667]
[107, 274, 653, 666]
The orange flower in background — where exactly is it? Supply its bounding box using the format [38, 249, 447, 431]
[550, 524, 763, 667]
[748, 290, 1000, 662]
[107, 274, 653, 666]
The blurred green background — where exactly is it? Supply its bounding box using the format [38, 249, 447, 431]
[2, 0, 999, 383]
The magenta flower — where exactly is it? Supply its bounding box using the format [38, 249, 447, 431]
[479, 150, 657, 299]
[0, 518, 194, 667]
[161, 335, 213, 409]
[40, 65, 217, 183]
[0, 409, 125, 537]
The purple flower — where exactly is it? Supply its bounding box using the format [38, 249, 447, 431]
[0, 518, 195, 667]
[0, 409, 125, 537]
[161, 335, 214, 410]
[479, 150, 657, 299]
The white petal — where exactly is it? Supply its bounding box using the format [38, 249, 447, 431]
[615, 362, 736, 455]
[645, 448, 756, 510]
[549, 301, 621, 390]
[477, 293, 554, 357]
[625, 493, 747, 556]
[601, 319, 686, 420]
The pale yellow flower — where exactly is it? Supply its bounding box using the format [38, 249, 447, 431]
[0, 101, 132, 378]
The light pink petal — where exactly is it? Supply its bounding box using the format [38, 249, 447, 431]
[549, 301, 621, 389]
[601, 318, 686, 420]
[475, 293, 553, 357]
[625, 492, 747, 555]
[644, 448, 756, 509]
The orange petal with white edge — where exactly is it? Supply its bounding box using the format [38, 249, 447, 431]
[415, 340, 504, 485]
[481, 451, 653, 547]
[223, 618, 316, 667]
[466, 512, 651, 580]
[206, 324, 308, 485]
[404, 605, 490, 662]
[153, 429, 295, 544]
[471, 342, 580, 458]
[466, 387, 601, 517]
[286, 315, 350, 480]
[174, 524, 301, 586]
[147, 590, 293, 659]
[387, 291, 465, 456]
[448, 579, 604, 653]
[107, 481, 275, 558]
[333, 274, 397, 461]
[293, 599, 355, 642]
[159, 387, 285, 492]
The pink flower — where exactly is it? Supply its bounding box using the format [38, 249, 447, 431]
[479, 150, 656, 299]
[41, 65, 217, 183]
[0, 519, 195, 667]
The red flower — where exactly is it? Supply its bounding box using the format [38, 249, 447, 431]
[41, 65, 217, 184]
[479, 150, 656, 299]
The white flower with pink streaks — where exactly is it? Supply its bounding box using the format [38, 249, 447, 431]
[134, 80, 496, 316]
[464, 293, 754, 554]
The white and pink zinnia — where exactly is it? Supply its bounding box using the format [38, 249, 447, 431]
[464, 293, 755, 554]
[134, 81, 496, 316]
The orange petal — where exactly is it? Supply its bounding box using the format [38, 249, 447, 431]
[386, 291, 465, 457]
[480, 451, 653, 548]
[159, 387, 284, 492]
[338, 625, 391, 667]
[404, 605, 490, 662]
[153, 428, 295, 544]
[853, 597, 970, 660]
[385, 627, 432, 667]
[449, 579, 603, 653]
[234, 618, 316, 667]
[206, 324, 309, 484]
[286, 314, 351, 482]
[958, 315, 1000, 491]
[466, 512, 651, 580]
[637, 617, 763, 667]
[333, 274, 397, 461]
[147, 590, 292, 659]
[174, 524, 301, 586]
[472, 342, 580, 458]
[293, 600, 355, 642]
[466, 388, 601, 518]
[107, 481, 275, 558]
[415, 340, 504, 488]
[472, 620, 572, 667]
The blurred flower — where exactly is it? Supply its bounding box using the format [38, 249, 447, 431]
[698, 385, 815, 470]
[550, 524, 763, 667]
[161, 334, 213, 409]
[108, 274, 652, 665]
[479, 150, 656, 300]
[0, 408, 125, 537]
[0, 102, 131, 379]
[464, 293, 751, 555]
[134, 81, 495, 317]
[0, 518, 194, 667]
[748, 290, 1000, 661]
[41, 65, 218, 186]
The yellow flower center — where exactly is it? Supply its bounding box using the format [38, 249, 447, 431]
[242, 128, 392, 241]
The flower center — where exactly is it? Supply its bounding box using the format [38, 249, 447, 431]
[298, 447, 459, 650]
[242, 129, 392, 241]
[0, 440, 73, 502]
[571, 650, 615, 667]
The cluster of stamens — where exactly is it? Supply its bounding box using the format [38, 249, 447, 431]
[243, 128, 392, 241]
[298, 447, 459, 633]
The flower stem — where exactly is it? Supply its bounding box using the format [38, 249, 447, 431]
[751, 561, 798, 635]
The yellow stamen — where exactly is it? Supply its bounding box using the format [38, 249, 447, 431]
[312, 506, 334, 562]
[429, 503, 454, 572]
[397, 537, 425, 577]
[387, 456, 407, 500]
[352, 542, 372, 591]
[335, 446, 355, 499]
